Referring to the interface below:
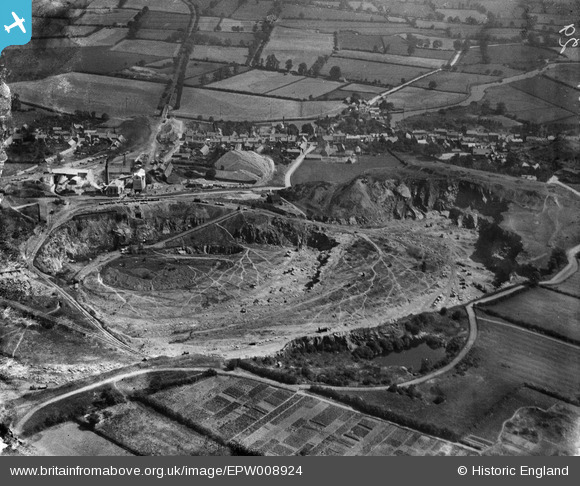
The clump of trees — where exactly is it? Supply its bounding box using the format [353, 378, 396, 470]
[311, 386, 460, 441]
[127, 6, 149, 39]
[329, 65, 342, 80]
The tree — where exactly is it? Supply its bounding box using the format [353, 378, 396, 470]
[478, 32, 490, 63]
[329, 65, 342, 80]
[407, 43, 416, 56]
[287, 123, 299, 136]
[11, 92, 21, 111]
[428, 80, 437, 90]
[265, 54, 279, 70]
[205, 168, 217, 180]
[495, 102, 507, 116]
[102, 113, 110, 121]
[285, 58, 293, 72]
[297, 62, 308, 75]
[301, 123, 314, 136]
[505, 151, 518, 167]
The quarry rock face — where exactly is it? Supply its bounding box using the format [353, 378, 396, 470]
[234, 217, 337, 251]
[283, 175, 506, 225]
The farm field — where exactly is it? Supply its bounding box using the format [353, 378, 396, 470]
[268, 77, 346, 100]
[411, 71, 497, 93]
[321, 57, 428, 85]
[387, 2, 435, 18]
[349, 1, 378, 12]
[75, 9, 137, 26]
[544, 64, 580, 89]
[145, 375, 472, 456]
[396, 33, 457, 51]
[11, 73, 163, 117]
[73, 27, 128, 47]
[111, 40, 180, 58]
[135, 29, 182, 41]
[510, 76, 580, 112]
[292, 153, 404, 185]
[197, 16, 221, 31]
[30, 422, 132, 456]
[142, 11, 191, 30]
[62, 25, 99, 37]
[195, 31, 255, 47]
[279, 19, 412, 36]
[482, 288, 580, 343]
[337, 32, 385, 52]
[175, 88, 344, 121]
[191, 46, 248, 63]
[5, 44, 165, 81]
[325, 83, 385, 100]
[205, 0, 240, 18]
[219, 18, 257, 31]
[96, 401, 228, 456]
[336, 50, 449, 68]
[484, 28, 525, 40]
[475, 313, 580, 397]
[281, 4, 377, 22]
[386, 86, 467, 112]
[552, 262, 580, 298]
[230, 0, 272, 20]
[342, 83, 385, 94]
[459, 45, 559, 71]
[71, 46, 168, 74]
[261, 27, 334, 68]
[183, 61, 231, 85]
[483, 85, 577, 124]
[207, 70, 304, 93]
[435, 8, 487, 23]
[456, 63, 520, 78]
[415, 20, 482, 37]
[115, 0, 190, 14]
[381, 36, 456, 61]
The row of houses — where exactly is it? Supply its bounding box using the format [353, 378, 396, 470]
[7, 123, 125, 163]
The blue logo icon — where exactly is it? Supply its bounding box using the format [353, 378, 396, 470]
[0, 1, 31, 54]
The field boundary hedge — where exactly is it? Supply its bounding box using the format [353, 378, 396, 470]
[195, 85, 313, 102]
[477, 309, 580, 347]
[309, 386, 460, 442]
[539, 284, 580, 300]
[236, 360, 299, 385]
[523, 383, 580, 407]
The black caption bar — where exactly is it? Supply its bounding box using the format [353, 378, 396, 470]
[1, 457, 577, 486]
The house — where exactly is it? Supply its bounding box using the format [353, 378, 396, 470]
[473, 147, 492, 157]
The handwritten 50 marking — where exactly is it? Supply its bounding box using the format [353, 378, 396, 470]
[558, 24, 579, 54]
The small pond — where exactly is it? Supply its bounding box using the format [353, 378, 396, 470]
[372, 342, 447, 372]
